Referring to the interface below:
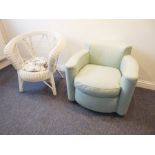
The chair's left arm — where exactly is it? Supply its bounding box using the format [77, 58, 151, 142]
[48, 33, 65, 73]
[4, 39, 24, 70]
[65, 49, 89, 101]
[117, 55, 139, 115]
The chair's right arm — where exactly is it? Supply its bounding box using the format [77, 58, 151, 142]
[65, 49, 89, 101]
[117, 55, 139, 115]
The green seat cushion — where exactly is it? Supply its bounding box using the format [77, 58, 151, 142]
[74, 64, 121, 97]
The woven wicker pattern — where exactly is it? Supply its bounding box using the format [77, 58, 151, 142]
[18, 70, 50, 82]
[4, 31, 65, 95]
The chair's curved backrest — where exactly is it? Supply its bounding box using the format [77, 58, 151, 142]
[89, 42, 132, 69]
[4, 31, 63, 71]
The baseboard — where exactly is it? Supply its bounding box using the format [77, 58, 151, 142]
[0, 59, 10, 70]
[137, 80, 155, 91]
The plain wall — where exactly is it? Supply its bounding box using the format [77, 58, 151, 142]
[2, 19, 155, 83]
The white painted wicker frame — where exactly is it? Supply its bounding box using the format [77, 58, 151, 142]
[4, 31, 65, 95]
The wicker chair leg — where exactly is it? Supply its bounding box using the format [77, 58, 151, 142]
[18, 73, 24, 92]
[50, 74, 57, 96]
[57, 70, 64, 78]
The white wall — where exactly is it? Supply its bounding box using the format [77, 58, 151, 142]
[2, 19, 155, 85]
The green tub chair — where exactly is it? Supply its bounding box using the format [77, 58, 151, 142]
[65, 42, 139, 115]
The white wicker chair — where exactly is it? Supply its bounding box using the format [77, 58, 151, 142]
[4, 31, 65, 95]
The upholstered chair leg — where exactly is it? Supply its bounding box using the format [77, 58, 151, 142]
[18, 74, 24, 92]
[50, 74, 57, 96]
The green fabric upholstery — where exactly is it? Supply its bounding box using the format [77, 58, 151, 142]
[74, 64, 121, 97]
[117, 55, 139, 115]
[65, 49, 89, 101]
[89, 42, 132, 68]
[65, 43, 138, 115]
[75, 89, 118, 113]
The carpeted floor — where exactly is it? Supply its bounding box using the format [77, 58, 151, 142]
[0, 66, 155, 135]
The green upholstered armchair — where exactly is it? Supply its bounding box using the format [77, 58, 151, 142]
[65, 42, 139, 115]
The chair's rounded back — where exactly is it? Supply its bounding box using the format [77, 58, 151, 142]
[89, 42, 132, 69]
[4, 31, 64, 71]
